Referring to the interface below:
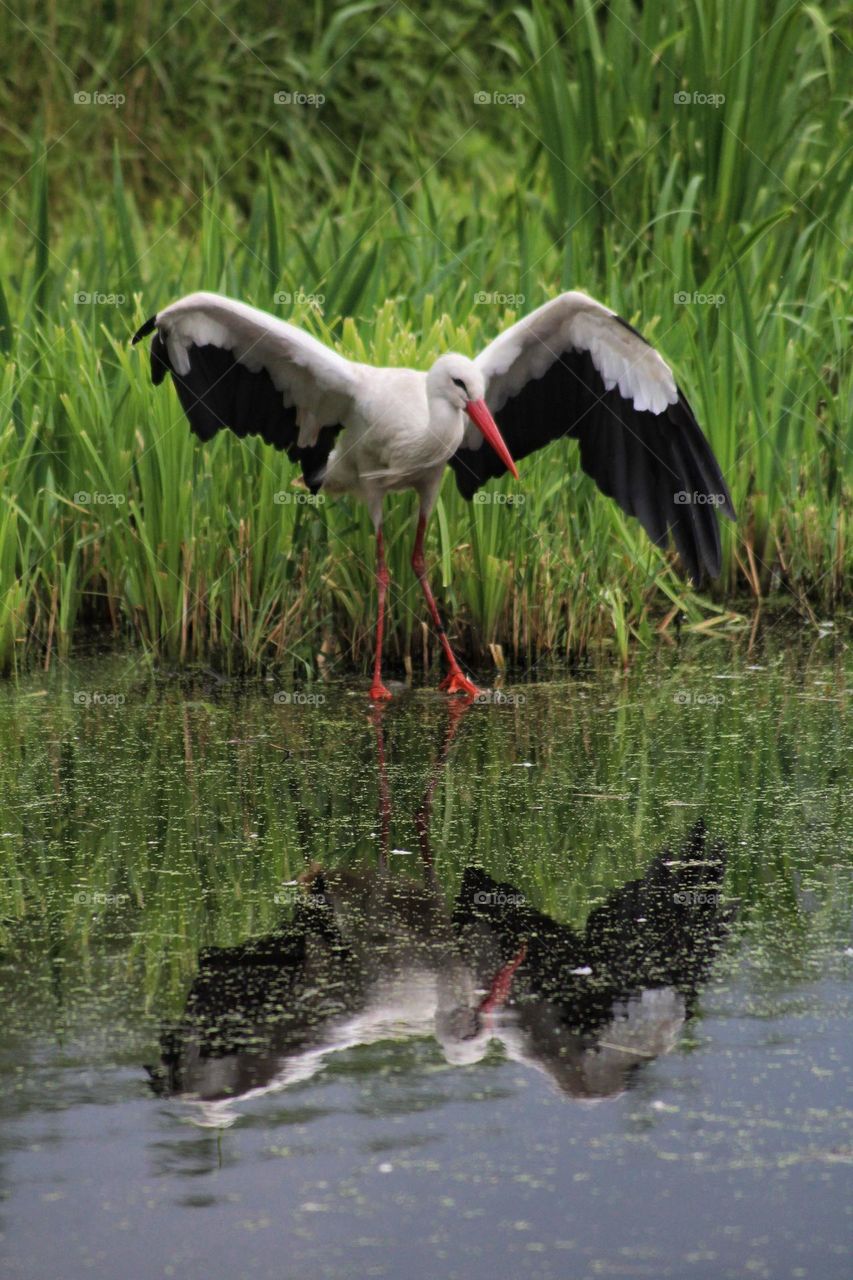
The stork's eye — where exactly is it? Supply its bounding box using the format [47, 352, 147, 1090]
[451, 377, 469, 396]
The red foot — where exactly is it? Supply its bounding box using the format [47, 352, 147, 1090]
[369, 683, 393, 702]
[439, 670, 483, 698]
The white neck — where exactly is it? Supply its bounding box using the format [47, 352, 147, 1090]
[426, 392, 466, 459]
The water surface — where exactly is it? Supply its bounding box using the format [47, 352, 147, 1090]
[0, 639, 850, 1278]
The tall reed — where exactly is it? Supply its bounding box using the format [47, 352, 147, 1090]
[0, 0, 849, 675]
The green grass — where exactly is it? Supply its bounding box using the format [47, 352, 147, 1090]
[0, 0, 850, 677]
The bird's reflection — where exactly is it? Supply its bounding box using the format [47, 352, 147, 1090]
[149, 704, 730, 1122]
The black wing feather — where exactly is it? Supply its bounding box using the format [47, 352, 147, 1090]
[449, 343, 734, 583]
[134, 317, 343, 492]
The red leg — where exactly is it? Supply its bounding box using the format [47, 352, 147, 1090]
[411, 513, 483, 698]
[369, 529, 392, 701]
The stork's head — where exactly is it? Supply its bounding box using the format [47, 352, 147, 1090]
[427, 354, 519, 479]
[427, 353, 486, 408]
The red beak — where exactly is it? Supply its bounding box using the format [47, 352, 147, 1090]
[465, 399, 519, 480]
[478, 944, 527, 1015]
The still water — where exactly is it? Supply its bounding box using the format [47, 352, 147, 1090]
[0, 638, 850, 1279]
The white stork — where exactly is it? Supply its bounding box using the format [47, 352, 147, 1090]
[132, 290, 734, 698]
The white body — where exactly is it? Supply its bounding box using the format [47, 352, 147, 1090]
[320, 365, 459, 523]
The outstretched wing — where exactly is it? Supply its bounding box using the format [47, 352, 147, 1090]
[449, 292, 735, 582]
[132, 292, 361, 490]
